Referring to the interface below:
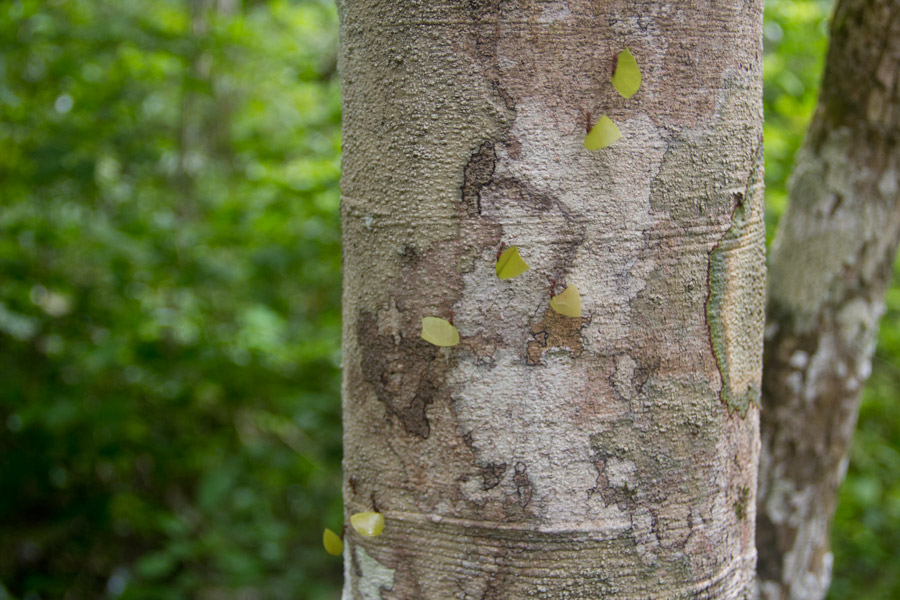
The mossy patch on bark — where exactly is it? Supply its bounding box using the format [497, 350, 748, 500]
[705, 194, 765, 417]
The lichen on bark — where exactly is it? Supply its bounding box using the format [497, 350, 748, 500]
[706, 194, 766, 417]
[340, 1, 764, 597]
[757, 1, 900, 596]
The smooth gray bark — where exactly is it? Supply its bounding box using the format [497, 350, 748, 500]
[757, 1, 900, 598]
[339, 2, 764, 598]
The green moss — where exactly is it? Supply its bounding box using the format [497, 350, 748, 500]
[734, 486, 751, 521]
[706, 198, 765, 418]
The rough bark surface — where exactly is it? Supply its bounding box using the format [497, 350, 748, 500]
[757, 1, 900, 599]
[339, 1, 764, 598]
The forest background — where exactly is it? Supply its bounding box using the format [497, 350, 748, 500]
[0, 0, 896, 598]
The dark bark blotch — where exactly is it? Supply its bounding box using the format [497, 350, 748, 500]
[462, 141, 496, 216]
[356, 310, 450, 439]
[526, 308, 590, 365]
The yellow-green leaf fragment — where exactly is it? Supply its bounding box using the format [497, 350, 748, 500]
[421, 316, 460, 347]
[496, 246, 531, 280]
[323, 528, 344, 556]
[550, 284, 582, 317]
[350, 512, 385, 537]
[611, 48, 641, 99]
[584, 116, 622, 150]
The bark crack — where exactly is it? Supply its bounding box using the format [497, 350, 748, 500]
[462, 141, 497, 216]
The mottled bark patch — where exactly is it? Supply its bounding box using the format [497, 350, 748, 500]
[734, 485, 751, 521]
[525, 308, 590, 365]
[353, 544, 396, 600]
[466, 0, 501, 20]
[356, 310, 452, 439]
[758, 278, 888, 596]
[459, 331, 503, 366]
[706, 194, 766, 417]
[488, 176, 556, 213]
[609, 353, 659, 402]
[481, 175, 587, 282]
[462, 141, 497, 216]
[479, 462, 508, 490]
[589, 420, 643, 513]
[512, 461, 533, 508]
[589, 379, 722, 565]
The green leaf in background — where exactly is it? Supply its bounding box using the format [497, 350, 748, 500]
[322, 528, 344, 556]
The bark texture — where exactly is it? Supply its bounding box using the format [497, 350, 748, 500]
[757, 1, 900, 599]
[339, 1, 764, 598]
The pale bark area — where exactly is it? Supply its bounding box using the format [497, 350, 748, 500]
[339, 1, 764, 598]
[757, 1, 900, 599]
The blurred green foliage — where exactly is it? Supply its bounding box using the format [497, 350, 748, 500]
[0, 0, 897, 598]
[763, 0, 832, 238]
[0, 0, 343, 598]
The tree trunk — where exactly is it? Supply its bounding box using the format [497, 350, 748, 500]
[756, 2, 900, 599]
[339, 2, 764, 598]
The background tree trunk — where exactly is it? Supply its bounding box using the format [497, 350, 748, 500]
[339, 1, 764, 598]
[757, 1, 900, 599]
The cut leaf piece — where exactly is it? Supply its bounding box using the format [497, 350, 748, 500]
[584, 116, 622, 150]
[350, 511, 385, 537]
[323, 528, 344, 556]
[496, 246, 531, 279]
[611, 48, 641, 99]
[421, 316, 460, 347]
[550, 284, 582, 317]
